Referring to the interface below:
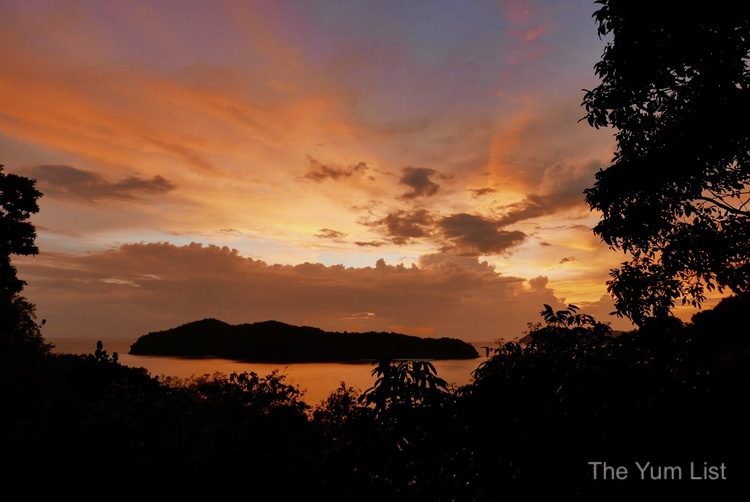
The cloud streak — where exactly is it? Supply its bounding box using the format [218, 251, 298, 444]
[496, 163, 600, 226]
[304, 157, 369, 182]
[469, 187, 496, 197]
[315, 228, 347, 240]
[26, 165, 175, 202]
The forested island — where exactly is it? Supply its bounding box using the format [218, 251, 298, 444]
[129, 319, 479, 361]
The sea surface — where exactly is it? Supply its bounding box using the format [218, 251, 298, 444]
[51, 337, 491, 405]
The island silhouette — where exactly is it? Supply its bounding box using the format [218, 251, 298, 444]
[129, 318, 479, 361]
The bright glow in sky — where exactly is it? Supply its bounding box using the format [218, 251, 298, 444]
[3, 0, 649, 340]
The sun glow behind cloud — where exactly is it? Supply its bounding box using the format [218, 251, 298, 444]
[2, 0, 639, 338]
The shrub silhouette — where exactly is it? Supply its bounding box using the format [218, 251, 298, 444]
[359, 360, 450, 414]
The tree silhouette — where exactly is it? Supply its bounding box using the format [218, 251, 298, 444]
[0, 164, 48, 359]
[583, 1, 750, 323]
[360, 360, 449, 414]
[0, 164, 41, 295]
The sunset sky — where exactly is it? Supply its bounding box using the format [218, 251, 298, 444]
[2, 0, 646, 340]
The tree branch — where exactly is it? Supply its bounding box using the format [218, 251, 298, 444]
[695, 196, 750, 216]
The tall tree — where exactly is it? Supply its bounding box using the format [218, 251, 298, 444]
[0, 164, 48, 359]
[583, 1, 750, 324]
[0, 164, 41, 294]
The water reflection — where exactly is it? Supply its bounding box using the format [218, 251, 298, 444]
[52, 338, 486, 404]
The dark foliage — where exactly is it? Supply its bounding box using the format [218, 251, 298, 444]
[5, 355, 316, 498]
[360, 360, 450, 414]
[130, 318, 478, 361]
[5, 299, 750, 498]
[0, 164, 41, 295]
[0, 165, 49, 366]
[583, 1, 750, 323]
[458, 301, 749, 499]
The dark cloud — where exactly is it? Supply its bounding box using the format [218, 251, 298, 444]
[496, 163, 599, 226]
[26, 165, 175, 201]
[360, 162, 598, 255]
[315, 228, 347, 240]
[439, 213, 526, 255]
[17, 242, 605, 341]
[399, 167, 440, 199]
[367, 209, 435, 244]
[559, 256, 576, 264]
[304, 157, 368, 182]
[366, 209, 528, 255]
[219, 228, 243, 234]
[354, 241, 386, 247]
[539, 241, 552, 247]
[469, 187, 496, 197]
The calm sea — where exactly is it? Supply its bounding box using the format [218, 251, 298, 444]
[51, 338, 490, 405]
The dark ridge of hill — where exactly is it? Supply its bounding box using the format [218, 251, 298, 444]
[129, 318, 479, 361]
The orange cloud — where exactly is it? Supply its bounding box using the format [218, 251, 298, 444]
[14, 242, 627, 341]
